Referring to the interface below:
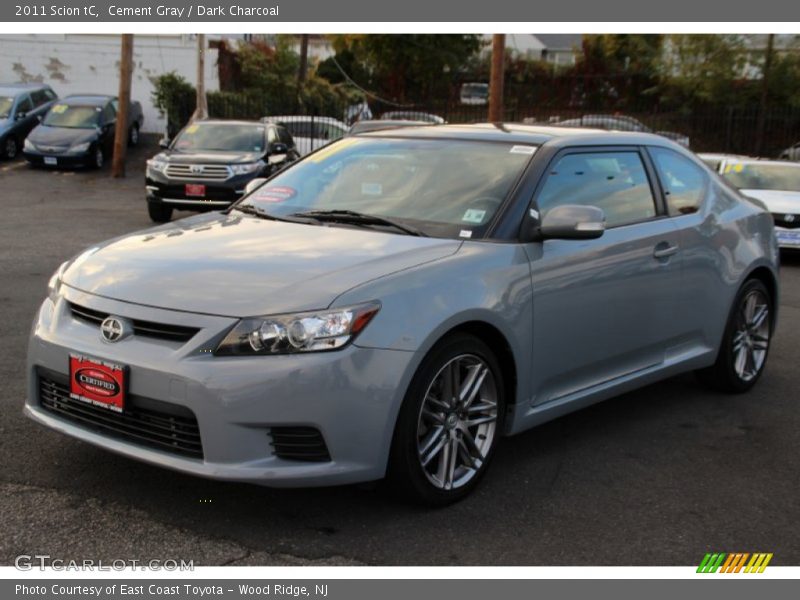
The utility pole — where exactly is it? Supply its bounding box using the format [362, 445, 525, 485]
[755, 33, 775, 156]
[111, 34, 133, 178]
[192, 34, 208, 121]
[488, 34, 505, 122]
[297, 33, 308, 107]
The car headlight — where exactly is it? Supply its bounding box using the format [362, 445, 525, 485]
[230, 161, 263, 176]
[24, 138, 36, 152]
[147, 158, 168, 174]
[47, 261, 69, 303]
[69, 141, 91, 153]
[215, 301, 381, 356]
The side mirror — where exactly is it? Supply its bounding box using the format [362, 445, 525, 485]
[16, 112, 27, 121]
[159, 137, 170, 149]
[244, 178, 268, 195]
[269, 142, 288, 155]
[539, 204, 606, 240]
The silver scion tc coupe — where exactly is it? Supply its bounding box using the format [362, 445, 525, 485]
[26, 124, 779, 505]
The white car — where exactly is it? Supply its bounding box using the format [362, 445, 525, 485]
[261, 116, 348, 156]
[716, 158, 800, 248]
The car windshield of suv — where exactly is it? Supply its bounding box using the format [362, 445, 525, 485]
[173, 123, 266, 152]
[43, 104, 101, 129]
[239, 137, 535, 236]
[0, 96, 14, 118]
[722, 163, 800, 191]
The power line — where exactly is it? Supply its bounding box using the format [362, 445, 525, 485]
[329, 55, 414, 108]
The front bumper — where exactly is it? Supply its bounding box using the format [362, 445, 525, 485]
[773, 224, 800, 249]
[23, 149, 92, 168]
[26, 286, 414, 487]
[145, 169, 259, 211]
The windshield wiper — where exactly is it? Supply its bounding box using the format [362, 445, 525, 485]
[233, 204, 315, 224]
[290, 209, 428, 237]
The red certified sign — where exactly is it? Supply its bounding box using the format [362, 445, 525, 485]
[185, 183, 206, 197]
[69, 355, 126, 413]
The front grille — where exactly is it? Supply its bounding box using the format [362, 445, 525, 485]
[772, 213, 800, 229]
[39, 373, 203, 459]
[68, 302, 200, 343]
[270, 426, 331, 462]
[165, 164, 231, 181]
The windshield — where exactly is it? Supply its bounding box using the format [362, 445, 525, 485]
[462, 84, 488, 98]
[0, 96, 13, 118]
[239, 137, 535, 237]
[173, 123, 266, 152]
[722, 163, 800, 192]
[43, 104, 100, 129]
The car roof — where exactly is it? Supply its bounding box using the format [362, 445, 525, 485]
[264, 115, 347, 126]
[60, 94, 114, 106]
[188, 119, 266, 127]
[724, 158, 800, 168]
[356, 122, 679, 148]
[0, 83, 51, 95]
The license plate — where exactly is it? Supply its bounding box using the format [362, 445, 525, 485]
[69, 354, 127, 413]
[776, 230, 800, 246]
[44, 157, 57, 166]
[185, 183, 206, 197]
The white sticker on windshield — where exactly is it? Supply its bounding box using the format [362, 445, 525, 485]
[510, 145, 536, 155]
[459, 229, 473, 238]
[361, 182, 382, 196]
[462, 209, 486, 224]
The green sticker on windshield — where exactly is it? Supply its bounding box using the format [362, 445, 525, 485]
[462, 208, 486, 224]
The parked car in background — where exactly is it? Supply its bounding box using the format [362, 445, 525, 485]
[0, 82, 58, 159]
[779, 141, 800, 162]
[460, 82, 489, 106]
[23, 94, 143, 169]
[555, 114, 691, 148]
[261, 116, 347, 156]
[27, 124, 778, 505]
[380, 111, 446, 124]
[145, 119, 298, 223]
[715, 158, 800, 249]
[696, 153, 751, 171]
[347, 119, 430, 135]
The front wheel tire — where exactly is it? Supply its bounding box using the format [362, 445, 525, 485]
[388, 333, 505, 506]
[697, 278, 773, 393]
[91, 147, 104, 169]
[147, 203, 173, 223]
[4, 137, 18, 159]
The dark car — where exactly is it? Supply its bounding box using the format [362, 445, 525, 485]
[0, 83, 58, 159]
[23, 94, 144, 169]
[144, 119, 299, 223]
[555, 114, 691, 148]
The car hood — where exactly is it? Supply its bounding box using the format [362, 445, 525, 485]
[28, 125, 97, 147]
[62, 212, 461, 317]
[740, 189, 800, 213]
[163, 150, 263, 164]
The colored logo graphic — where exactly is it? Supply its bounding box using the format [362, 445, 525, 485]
[697, 553, 773, 573]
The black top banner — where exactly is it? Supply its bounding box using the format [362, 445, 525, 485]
[2, 0, 800, 22]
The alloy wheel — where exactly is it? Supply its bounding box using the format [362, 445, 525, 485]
[5, 137, 17, 159]
[732, 288, 770, 382]
[416, 354, 498, 491]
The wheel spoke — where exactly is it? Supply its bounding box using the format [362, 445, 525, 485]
[467, 400, 497, 414]
[419, 427, 446, 466]
[460, 428, 485, 461]
[459, 364, 488, 409]
[750, 304, 768, 330]
[463, 414, 497, 428]
[421, 407, 445, 424]
[734, 347, 748, 378]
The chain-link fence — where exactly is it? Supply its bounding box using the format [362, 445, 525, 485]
[161, 90, 800, 158]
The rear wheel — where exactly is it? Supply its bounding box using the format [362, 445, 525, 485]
[388, 333, 504, 506]
[147, 202, 173, 223]
[91, 146, 104, 169]
[128, 124, 139, 147]
[3, 137, 17, 159]
[697, 278, 773, 393]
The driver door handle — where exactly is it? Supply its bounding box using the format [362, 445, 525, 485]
[653, 243, 679, 259]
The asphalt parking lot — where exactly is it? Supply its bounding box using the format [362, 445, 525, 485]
[1, 140, 799, 567]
